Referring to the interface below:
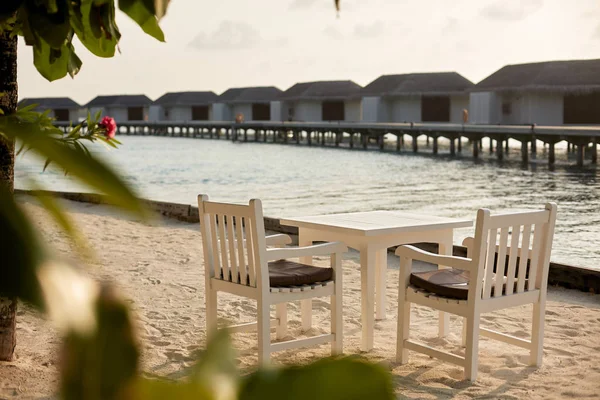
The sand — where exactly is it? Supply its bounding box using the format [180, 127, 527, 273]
[2, 195, 600, 399]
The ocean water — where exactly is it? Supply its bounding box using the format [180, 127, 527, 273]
[15, 136, 600, 270]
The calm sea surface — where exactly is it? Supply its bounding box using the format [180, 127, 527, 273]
[15, 136, 600, 270]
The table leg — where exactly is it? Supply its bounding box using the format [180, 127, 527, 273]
[375, 249, 387, 320]
[438, 231, 454, 337]
[299, 229, 313, 332]
[360, 247, 376, 351]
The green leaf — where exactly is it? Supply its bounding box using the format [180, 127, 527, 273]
[72, 0, 119, 57]
[0, 186, 46, 308]
[240, 357, 395, 400]
[119, 0, 165, 42]
[0, 114, 149, 219]
[60, 284, 139, 400]
[33, 38, 69, 81]
[27, 0, 71, 48]
[67, 43, 82, 78]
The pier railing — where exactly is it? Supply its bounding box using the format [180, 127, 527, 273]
[54, 121, 600, 166]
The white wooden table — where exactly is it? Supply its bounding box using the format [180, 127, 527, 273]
[280, 211, 472, 351]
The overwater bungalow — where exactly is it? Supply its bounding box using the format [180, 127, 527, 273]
[151, 91, 219, 122]
[278, 80, 362, 122]
[361, 72, 473, 123]
[86, 95, 153, 123]
[214, 86, 282, 122]
[18, 97, 81, 123]
[469, 59, 600, 125]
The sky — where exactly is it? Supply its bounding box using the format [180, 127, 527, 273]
[16, 0, 600, 104]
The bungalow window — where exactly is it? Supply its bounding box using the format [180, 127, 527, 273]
[564, 93, 600, 124]
[128, 106, 144, 121]
[252, 103, 271, 121]
[421, 96, 450, 122]
[502, 102, 512, 116]
[322, 101, 345, 121]
[192, 105, 209, 121]
[54, 109, 69, 121]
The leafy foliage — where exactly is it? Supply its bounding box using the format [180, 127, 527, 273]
[0, 0, 168, 81]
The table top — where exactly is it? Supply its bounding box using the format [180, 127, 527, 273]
[280, 211, 473, 237]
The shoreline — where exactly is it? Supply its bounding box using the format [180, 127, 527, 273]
[15, 189, 600, 294]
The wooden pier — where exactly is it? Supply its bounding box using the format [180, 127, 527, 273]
[55, 121, 600, 167]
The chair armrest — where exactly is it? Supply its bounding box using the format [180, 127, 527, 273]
[395, 245, 473, 271]
[266, 241, 347, 261]
[265, 234, 292, 247]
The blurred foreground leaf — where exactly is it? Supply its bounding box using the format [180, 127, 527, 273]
[240, 357, 394, 400]
[0, 186, 45, 307]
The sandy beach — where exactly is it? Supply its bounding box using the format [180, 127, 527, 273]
[2, 195, 600, 399]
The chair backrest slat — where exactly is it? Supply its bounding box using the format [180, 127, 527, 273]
[472, 204, 557, 301]
[244, 218, 257, 287]
[493, 227, 509, 298]
[198, 195, 267, 290]
[527, 223, 544, 291]
[227, 215, 239, 284]
[209, 213, 221, 279]
[504, 225, 520, 296]
[218, 214, 230, 281]
[482, 228, 498, 299]
[236, 217, 247, 285]
[516, 224, 531, 293]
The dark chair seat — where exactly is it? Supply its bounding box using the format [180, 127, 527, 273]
[269, 260, 333, 287]
[410, 269, 470, 300]
[410, 269, 525, 300]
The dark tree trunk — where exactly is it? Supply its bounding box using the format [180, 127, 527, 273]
[0, 29, 18, 361]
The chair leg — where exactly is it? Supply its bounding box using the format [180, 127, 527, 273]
[462, 317, 467, 347]
[301, 299, 312, 331]
[331, 278, 344, 355]
[257, 300, 271, 364]
[206, 289, 218, 338]
[464, 315, 480, 381]
[276, 303, 287, 340]
[396, 300, 411, 363]
[396, 256, 411, 363]
[530, 302, 545, 366]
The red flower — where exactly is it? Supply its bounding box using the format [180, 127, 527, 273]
[99, 116, 117, 139]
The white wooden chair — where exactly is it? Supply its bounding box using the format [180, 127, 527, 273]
[395, 203, 557, 381]
[198, 194, 345, 363]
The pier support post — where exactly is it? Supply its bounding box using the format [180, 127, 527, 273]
[549, 143, 556, 166]
[457, 136, 462, 152]
[426, 136, 430, 146]
[489, 137, 494, 154]
[349, 133, 354, 149]
[577, 144, 585, 167]
[243, 129, 248, 142]
[496, 139, 504, 161]
[521, 140, 529, 164]
[567, 142, 571, 152]
[378, 135, 384, 151]
[531, 136, 537, 154]
[473, 138, 479, 159]
[362, 134, 368, 150]
[396, 134, 401, 152]
[412, 135, 418, 153]
[432, 136, 438, 154]
[225, 128, 229, 140]
[321, 132, 325, 146]
[307, 131, 312, 146]
[505, 139, 509, 153]
[592, 139, 597, 164]
[449, 138, 455, 155]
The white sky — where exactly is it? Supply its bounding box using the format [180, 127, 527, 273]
[16, 0, 600, 104]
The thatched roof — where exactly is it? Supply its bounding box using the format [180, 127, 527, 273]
[362, 72, 473, 97]
[473, 59, 600, 93]
[86, 95, 153, 108]
[218, 87, 282, 104]
[279, 80, 363, 101]
[154, 91, 218, 107]
[18, 97, 80, 109]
